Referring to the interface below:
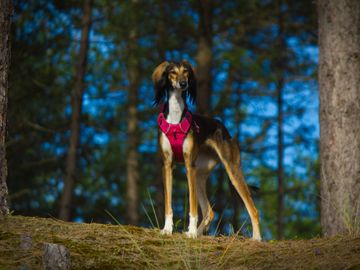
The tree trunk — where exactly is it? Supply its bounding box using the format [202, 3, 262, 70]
[195, 0, 213, 116]
[59, 0, 93, 221]
[43, 243, 71, 270]
[126, 0, 140, 225]
[318, 0, 360, 236]
[276, 77, 284, 240]
[0, 0, 12, 216]
[156, 1, 167, 61]
[154, 2, 167, 225]
[275, 0, 285, 240]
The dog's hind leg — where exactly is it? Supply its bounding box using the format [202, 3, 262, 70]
[207, 131, 261, 241]
[195, 155, 217, 235]
[196, 173, 214, 235]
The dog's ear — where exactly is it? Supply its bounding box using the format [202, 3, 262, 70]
[152, 61, 170, 106]
[182, 60, 197, 105]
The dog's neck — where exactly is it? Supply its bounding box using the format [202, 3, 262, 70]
[166, 88, 185, 124]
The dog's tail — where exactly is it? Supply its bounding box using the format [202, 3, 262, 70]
[207, 129, 261, 240]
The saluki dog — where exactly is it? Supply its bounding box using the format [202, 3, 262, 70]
[153, 60, 261, 240]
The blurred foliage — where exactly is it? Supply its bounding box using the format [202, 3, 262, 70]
[7, 0, 319, 239]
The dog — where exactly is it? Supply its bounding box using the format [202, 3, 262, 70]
[152, 60, 261, 240]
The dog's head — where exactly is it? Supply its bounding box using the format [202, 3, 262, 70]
[152, 60, 196, 106]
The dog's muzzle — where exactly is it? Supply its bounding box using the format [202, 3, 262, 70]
[179, 80, 188, 89]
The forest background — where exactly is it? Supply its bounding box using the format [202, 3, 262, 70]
[7, 0, 319, 240]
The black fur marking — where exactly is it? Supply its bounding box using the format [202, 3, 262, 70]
[181, 60, 197, 105]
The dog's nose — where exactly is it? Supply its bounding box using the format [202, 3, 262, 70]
[180, 80, 187, 89]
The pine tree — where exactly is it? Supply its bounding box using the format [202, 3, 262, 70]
[0, 0, 12, 216]
[195, 0, 213, 116]
[59, 0, 93, 221]
[125, 0, 141, 226]
[318, 0, 360, 236]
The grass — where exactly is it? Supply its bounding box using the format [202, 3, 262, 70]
[1, 215, 360, 269]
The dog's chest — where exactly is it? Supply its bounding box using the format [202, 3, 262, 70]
[160, 131, 192, 163]
[158, 113, 193, 163]
[167, 91, 184, 124]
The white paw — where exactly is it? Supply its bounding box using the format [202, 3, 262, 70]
[185, 230, 197, 239]
[252, 234, 262, 241]
[185, 214, 198, 238]
[161, 214, 173, 236]
[160, 228, 173, 235]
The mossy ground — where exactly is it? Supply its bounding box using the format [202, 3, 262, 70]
[1, 215, 360, 269]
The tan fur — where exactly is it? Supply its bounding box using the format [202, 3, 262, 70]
[168, 65, 190, 89]
[159, 134, 173, 217]
[152, 61, 169, 84]
[195, 155, 216, 234]
[183, 132, 198, 218]
[205, 131, 261, 240]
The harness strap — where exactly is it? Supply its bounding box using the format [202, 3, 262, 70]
[157, 108, 198, 162]
[157, 110, 193, 135]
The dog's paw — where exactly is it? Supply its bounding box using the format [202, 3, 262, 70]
[185, 230, 197, 239]
[160, 228, 173, 236]
[251, 234, 262, 241]
[185, 215, 198, 238]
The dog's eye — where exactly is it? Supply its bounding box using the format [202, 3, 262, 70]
[169, 71, 177, 75]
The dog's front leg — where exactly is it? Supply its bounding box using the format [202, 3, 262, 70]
[185, 161, 198, 238]
[183, 135, 198, 238]
[161, 160, 173, 235]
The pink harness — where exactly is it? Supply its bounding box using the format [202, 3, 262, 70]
[157, 108, 197, 163]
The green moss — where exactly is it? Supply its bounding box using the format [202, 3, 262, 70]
[1, 216, 360, 269]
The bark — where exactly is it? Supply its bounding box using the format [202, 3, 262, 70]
[156, 1, 166, 61]
[43, 243, 71, 270]
[20, 234, 32, 250]
[126, 0, 140, 225]
[154, 1, 167, 225]
[276, 0, 285, 240]
[276, 77, 285, 240]
[59, 0, 93, 221]
[0, 0, 12, 216]
[318, 0, 360, 236]
[195, 0, 213, 116]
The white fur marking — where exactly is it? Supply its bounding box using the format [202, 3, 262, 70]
[167, 89, 184, 124]
[252, 231, 262, 241]
[161, 214, 173, 235]
[186, 214, 198, 238]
